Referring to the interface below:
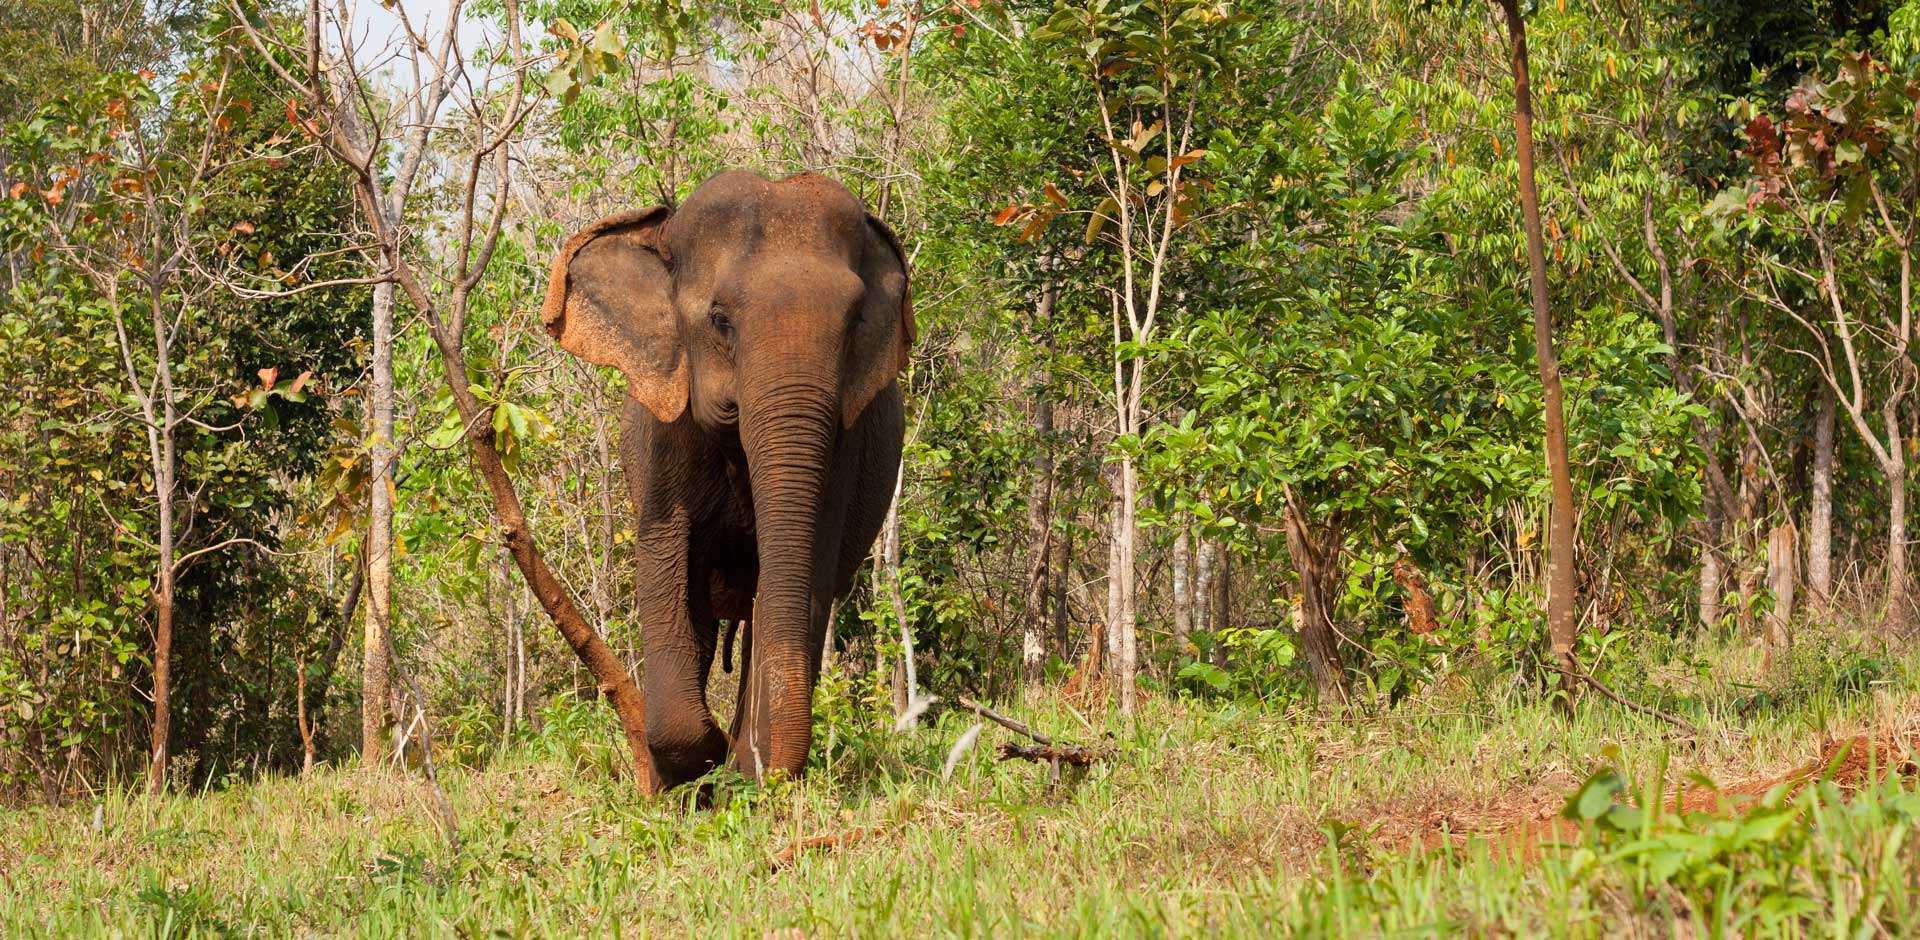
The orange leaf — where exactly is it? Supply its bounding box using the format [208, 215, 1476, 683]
[258, 367, 279, 389]
[992, 205, 1023, 225]
[232, 220, 255, 235]
[1043, 181, 1068, 208]
[1168, 149, 1208, 170]
[7, 182, 25, 200]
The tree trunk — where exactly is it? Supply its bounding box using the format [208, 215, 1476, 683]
[147, 570, 173, 793]
[1172, 522, 1192, 654]
[1765, 521, 1797, 663]
[1808, 382, 1835, 607]
[1195, 533, 1215, 640]
[1102, 495, 1121, 681]
[1210, 539, 1230, 669]
[1283, 497, 1347, 705]
[1052, 507, 1072, 660]
[303, 555, 365, 762]
[1021, 278, 1057, 686]
[142, 283, 179, 796]
[409, 284, 656, 791]
[882, 469, 915, 716]
[297, 653, 315, 775]
[1496, 0, 1580, 702]
[1115, 456, 1139, 714]
[362, 278, 396, 761]
[1699, 548, 1724, 631]
[1886, 451, 1908, 621]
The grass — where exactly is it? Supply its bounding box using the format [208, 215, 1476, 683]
[2, 634, 1917, 939]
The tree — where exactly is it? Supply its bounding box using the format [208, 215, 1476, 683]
[1491, 0, 1580, 702]
[1720, 47, 1920, 623]
[231, 0, 663, 786]
[1012, 0, 1249, 714]
[4, 69, 281, 791]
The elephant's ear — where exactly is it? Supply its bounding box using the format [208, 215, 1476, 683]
[542, 207, 686, 423]
[843, 214, 915, 428]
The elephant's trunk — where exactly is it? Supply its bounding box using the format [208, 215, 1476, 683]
[737, 376, 839, 778]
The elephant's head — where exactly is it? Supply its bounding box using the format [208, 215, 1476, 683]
[540, 171, 913, 775]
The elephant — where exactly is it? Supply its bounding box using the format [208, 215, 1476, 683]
[540, 171, 913, 790]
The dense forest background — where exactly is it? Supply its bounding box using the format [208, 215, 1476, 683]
[2, 0, 1916, 802]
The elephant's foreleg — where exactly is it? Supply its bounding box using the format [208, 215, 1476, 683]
[634, 543, 729, 788]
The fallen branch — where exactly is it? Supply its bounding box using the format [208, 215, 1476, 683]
[956, 696, 1106, 783]
[768, 825, 885, 872]
[1551, 662, 1703, 737]
[955, 696, 1054, 745]
[997, 742, 1103, 766]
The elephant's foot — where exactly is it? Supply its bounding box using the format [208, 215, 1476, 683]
[645, 717, 729, 790]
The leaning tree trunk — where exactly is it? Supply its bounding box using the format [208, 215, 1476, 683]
[1495, 0, 1580, 703]
[408, 277, 656, 791]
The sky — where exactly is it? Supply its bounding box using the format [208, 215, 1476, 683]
[342, 0, 499, 69]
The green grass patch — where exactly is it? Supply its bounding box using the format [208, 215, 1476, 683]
[2, 639, 1916, 938]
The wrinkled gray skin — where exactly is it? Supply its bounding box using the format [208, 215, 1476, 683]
[542, 171, 912, 789]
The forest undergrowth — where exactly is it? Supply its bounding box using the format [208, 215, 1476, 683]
[3, 630, 1916, 939]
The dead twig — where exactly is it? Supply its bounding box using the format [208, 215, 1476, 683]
[956, 696, 1107, 784]
[1551, 663, 1704, 737]
[768, 825, 885, 872]
[996, 742, 1103, 766]
[955, 696, 1054, 745]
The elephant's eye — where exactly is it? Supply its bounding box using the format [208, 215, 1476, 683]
[707, 305, 733, 336]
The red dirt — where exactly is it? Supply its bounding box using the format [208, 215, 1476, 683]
[1363, 724, 1920, 860]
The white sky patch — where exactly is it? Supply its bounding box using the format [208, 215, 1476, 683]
[341, 0, 501, 70]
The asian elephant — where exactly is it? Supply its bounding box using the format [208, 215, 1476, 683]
[540, 171, 912, 790]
